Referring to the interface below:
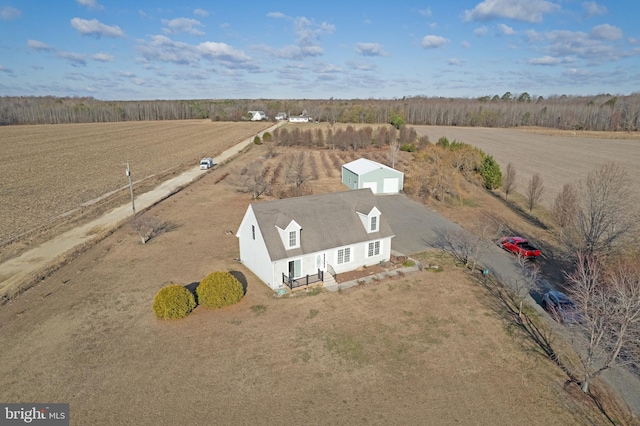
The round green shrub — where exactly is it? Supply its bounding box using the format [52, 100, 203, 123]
[152, 284, 196, 319]
[196, 272, 244, 309]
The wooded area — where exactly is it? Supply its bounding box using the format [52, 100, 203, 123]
[2, 93, 639, 131]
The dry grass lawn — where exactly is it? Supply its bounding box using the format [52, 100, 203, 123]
[0, 142, 633, 425]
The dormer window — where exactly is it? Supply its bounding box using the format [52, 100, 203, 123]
[276, 217, 302, 250]
[356, 205, 381, 234]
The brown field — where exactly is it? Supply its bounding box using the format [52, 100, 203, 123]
[1, 142, 634, 425]
[0, 120, 270, 256]
[414, 126, 640, 207]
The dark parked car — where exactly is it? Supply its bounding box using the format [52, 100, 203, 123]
[542, 291, 581, 324]
[499, 236, 541, 258]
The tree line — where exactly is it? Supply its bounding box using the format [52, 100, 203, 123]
[2, 93, 639, 131]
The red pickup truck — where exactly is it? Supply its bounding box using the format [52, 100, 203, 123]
[499, 237, 541, 258]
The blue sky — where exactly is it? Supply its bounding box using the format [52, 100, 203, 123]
[1, 0, 638, 100]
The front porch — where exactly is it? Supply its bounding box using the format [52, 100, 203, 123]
[282, 269, 324, 290]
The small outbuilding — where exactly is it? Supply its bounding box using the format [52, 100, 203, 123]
[341, 158, 404, 194]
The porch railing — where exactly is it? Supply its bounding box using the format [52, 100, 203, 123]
[327, 264, 337, 281]
[282, 269, 324, 290]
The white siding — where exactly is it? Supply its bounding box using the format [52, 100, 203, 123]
[237, 206, 278, 289]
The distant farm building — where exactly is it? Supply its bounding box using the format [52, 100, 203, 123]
[275, 112, 288, 120]
[342, 158, 404, 194]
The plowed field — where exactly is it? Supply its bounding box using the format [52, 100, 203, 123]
[0, 120, 269, 250]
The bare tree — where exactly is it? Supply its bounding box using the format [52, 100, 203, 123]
[552, 183, 578, 239]
[573, 163, 638, 256]
[130, 216, 175, 244]
[436, 218, 498, 272]
[502, 163, 517, 201]
[229, 160, 271, 199]
[388, 139, 400, 168]
[566, 252, 640, 393]
[514, 253, 541, 317]
[525, 173, 545, 212]
[284, 151, 310, 187]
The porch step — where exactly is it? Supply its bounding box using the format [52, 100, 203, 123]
[323, 272, 339, 291]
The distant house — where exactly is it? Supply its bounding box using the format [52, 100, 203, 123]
[288, 115, 311, 123]
[236, 189, 394, 290]
[248, 110, 268, 121]
[288, 110, 312, 123]
[275, 112, 287, 120]
[342, 158, 404, 194]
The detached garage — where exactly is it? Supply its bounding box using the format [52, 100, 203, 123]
[341, 158, 404, 194]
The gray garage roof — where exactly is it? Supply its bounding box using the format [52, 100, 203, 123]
[251, 188, 394, 261]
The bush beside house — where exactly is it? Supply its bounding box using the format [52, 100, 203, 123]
[152, 284, 197, 319]
[196, 272, 245, 309]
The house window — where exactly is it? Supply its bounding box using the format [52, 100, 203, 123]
[252, 225, 255, 240]
[370, 216, 378, 232]
[367, 241, 381, 257]
[337, 247, 351, 264]
[289, 230, 297, 248]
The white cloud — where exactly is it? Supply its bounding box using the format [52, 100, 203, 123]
[1, 6, 21, 20]
[419, 8, 432, 17]
[0, 65, 13, 74]
[27, 40, 54, 51]
[422, 35, 450, 49]
[92, 53, 114, 62]
[267, 12, 286, 19]
[543, 29, 635, 65]
[136, 35, 255, 70]
[464, 0, 560, 23]
[76, 0, 104, 10]
[497, 23, 515, 35]
[198, 41, 251, 63]
[194, 8, 208, 17]
[71, 18, 124, 38]
[162, 18, 205, 36]
[56, 51, 87, 66]
[263, 16, 334, 60]
[317, 62, 342, 73]
[590, 24, 622, 41]
[474, 26, 488, 36]
[528, 55, 561, 65]
[448, 58, 464, 66]
[583, 1, 607, 18]
[355, 43, 386, 56]
[461, 41, 471, 48]
[137, 35, 199, 65]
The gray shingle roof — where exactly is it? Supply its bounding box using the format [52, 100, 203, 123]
[251, 189, 394, 261]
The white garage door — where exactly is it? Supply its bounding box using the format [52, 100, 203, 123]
[383, 178, 399, 193]
[363, 181, 378, 194]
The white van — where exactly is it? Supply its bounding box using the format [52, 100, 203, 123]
[200, 157, 214, 170]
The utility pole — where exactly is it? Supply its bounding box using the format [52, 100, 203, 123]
[125, 161, 135, 215]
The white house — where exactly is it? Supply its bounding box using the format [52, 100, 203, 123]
[236, 189, 395, 290]
[342, 158, 404, 194]
[248, 110, 268, 121]
[288, 115, 311, 123]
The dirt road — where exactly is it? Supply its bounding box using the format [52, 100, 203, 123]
[0, 122, 283, 301]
